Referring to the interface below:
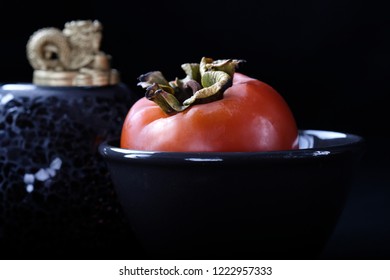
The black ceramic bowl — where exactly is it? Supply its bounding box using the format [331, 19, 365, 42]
[99, 129, 364, 259]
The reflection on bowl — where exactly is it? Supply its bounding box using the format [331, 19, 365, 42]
[99, 129, 364, 259]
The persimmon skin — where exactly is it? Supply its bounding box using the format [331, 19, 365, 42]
[121, 72, 299, 152]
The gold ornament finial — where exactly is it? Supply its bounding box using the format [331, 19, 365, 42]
[26, 19, 120, 86]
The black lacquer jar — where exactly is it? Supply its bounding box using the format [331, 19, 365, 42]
[0, 20, 140, 259]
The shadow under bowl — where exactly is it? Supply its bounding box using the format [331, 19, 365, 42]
[99, 129, 365, 259]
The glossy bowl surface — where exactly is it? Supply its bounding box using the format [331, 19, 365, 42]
[99, 129, 364, 259]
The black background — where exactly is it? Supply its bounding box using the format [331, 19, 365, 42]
[1, 0, 389, 259]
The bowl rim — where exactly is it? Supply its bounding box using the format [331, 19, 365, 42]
[98, 129, 365, 164]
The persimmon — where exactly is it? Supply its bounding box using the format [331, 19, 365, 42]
[121, 57, 298, 152]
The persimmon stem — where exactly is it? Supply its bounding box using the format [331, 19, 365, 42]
[145, 83, 189, 114]
[137, 57, 245, 115]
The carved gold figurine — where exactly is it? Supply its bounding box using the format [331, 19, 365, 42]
[26, 20, 120, 86]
